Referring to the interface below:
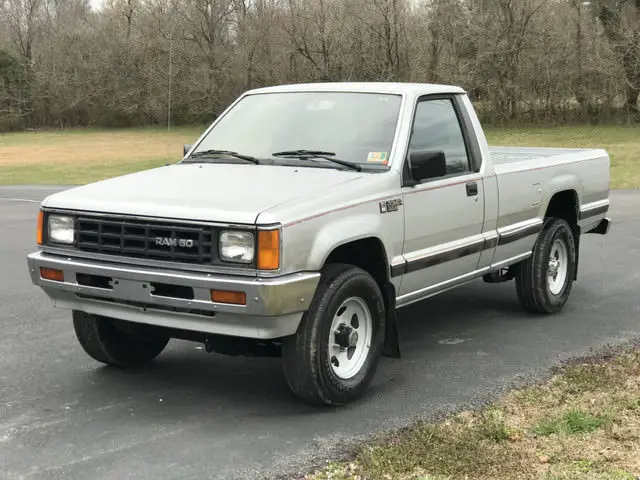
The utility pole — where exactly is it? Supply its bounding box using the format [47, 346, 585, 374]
[167, 0, 177, 133]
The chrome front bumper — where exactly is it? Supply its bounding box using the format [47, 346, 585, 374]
[27, 251, 320, 339]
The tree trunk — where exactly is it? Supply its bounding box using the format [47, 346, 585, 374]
[627, 84, 640, 112]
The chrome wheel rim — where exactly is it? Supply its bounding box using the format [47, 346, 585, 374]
[328, 297, 373, 380]
[547, 238, 568, 295]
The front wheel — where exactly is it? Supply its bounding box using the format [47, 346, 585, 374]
[73, 311, 170, 367]
[282, 264, 386, 406]
[515, 218, 577, 314]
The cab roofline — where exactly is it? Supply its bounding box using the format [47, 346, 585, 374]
[244, 82, 466, 97]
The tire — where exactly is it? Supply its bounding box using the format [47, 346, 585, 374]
[282, 264, 386, 406]
[515, 218, 577, 314]
[72, 310, 170, 367]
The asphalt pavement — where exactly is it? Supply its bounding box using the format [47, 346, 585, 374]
[1, 186, 638, 480]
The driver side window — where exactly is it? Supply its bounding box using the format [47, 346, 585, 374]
[408, 98, 470, 176]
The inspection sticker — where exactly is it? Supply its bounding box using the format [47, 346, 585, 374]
[367, 152, 389, 164]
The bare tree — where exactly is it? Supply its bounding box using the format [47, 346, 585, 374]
[596, 0, 640, 111]
[0, 0, 638, 131]
[0, 0, 43, 61]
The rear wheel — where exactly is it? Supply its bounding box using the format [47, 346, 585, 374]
[282, 264, 385, 406]
[73, 311, 170, 367]
[515, 218, 577, 314]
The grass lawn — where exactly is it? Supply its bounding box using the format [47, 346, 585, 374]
[0, 126, 203, 185]
[0, 125, 638, 187]
[308, 347, 640, 480]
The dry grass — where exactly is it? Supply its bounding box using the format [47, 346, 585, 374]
[306, 349, 640, 480]
[0, 125, 638, 186]
[0, 126, 202, 184]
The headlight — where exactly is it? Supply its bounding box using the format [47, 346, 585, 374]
[48, 215, 75, 244]
[219, 231, 254, 263]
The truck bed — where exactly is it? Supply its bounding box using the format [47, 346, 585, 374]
[488, 146, 608, 177]
[489, 146, 599, 167]
[485, 144, 610, 271]
[487, 144, 609, 228]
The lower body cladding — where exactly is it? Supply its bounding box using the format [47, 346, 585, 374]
[27, 251, 320, 340]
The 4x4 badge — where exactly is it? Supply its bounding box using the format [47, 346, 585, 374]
[379, 198, 403, 213]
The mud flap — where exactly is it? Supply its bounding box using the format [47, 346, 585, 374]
[382, 282, 401, 358]
[573, 225, 581, 281]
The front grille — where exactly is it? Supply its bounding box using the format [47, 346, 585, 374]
[75, 216, 216, 264]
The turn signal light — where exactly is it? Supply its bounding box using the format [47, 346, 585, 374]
[37, 210, 44, 245]
[40, 267, 64, 282]
[211, 289, 246, 305]
[257, 229, 280, 270]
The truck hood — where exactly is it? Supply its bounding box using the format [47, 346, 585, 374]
[42, 163, 365, 224]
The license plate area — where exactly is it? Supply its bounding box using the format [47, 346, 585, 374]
[111, 278, 153, 303]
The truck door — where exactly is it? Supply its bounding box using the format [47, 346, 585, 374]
[397, 95, 485, 302]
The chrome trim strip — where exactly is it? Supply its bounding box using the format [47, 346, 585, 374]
[405, 232, 484, 261]
[256, 223, 283, 230]
[396, 267, 491, 308]
[390, 228, 504, 278]
[483, 230, 499, 250]
[579, 199, 610, 220]
[497, 219, 543, 246]
[580, 199, 610, 212]
[27, 251, 319, 317]
[396, 251, 534, 308]
[390, 265, 405, 278]
[490, 252, 532, 270]
[390, 257, 406, 278]
[404, 237, 486, 274]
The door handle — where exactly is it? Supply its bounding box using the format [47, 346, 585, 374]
[466, 182, 478, 197]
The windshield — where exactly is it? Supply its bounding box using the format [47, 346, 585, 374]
[191, 92, 402, 168]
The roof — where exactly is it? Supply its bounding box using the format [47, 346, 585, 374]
[245, 82, 466, 96]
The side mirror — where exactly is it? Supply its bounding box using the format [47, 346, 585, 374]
[183, 144, 193, 157]
[409, 150, 446, 182]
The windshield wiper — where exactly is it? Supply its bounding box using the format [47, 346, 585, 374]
[186, 149, 260, 165]
[272, 149, 362, 172]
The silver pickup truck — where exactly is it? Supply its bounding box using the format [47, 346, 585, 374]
[27, 82, 611, 405]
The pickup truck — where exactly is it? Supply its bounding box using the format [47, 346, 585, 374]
[27, 82, 611, 406]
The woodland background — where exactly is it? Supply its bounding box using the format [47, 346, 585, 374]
[0, 0, 639, 131]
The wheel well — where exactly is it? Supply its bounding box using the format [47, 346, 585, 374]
[544, 189, 580, 281]
[545, 190, 578, 226]
[324, 237, 400, 358]
[324, 237, 389, 287]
